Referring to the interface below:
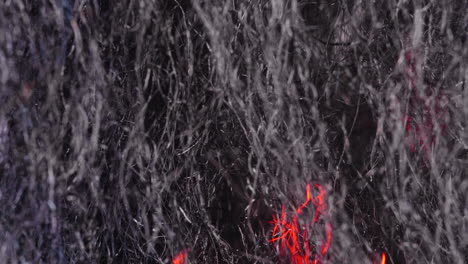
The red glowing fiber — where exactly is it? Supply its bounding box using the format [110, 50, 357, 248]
[403, 49, 448, 158]
[270, 183, 332, 264]
[172, 250, 188, 264]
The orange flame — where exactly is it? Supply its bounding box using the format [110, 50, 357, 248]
[270, 183, 332, 264]
[172, 250, 188, 264]
[380, 252, 386, 264]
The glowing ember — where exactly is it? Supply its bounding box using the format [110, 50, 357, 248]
[172, 250, 188, 264]
[269, 183, 332, 264]
[380, 252, 386, 264]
